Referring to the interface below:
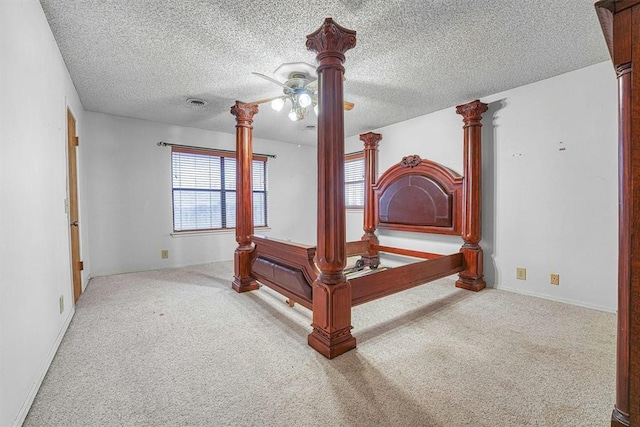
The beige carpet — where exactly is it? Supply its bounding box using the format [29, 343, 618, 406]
[24, 261, 616, 426]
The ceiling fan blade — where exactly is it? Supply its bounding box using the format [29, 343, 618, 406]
[252, 72, 290, 89]
[304, 75, 346, 91]
[310, 94, 354, 111]
[245, 95, 286, 106]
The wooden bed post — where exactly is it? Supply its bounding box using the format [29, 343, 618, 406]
[306, 18, 357, 359]
[455, 100, 488, 292]
[360, 132, 382, 268]
[595, 2, 640, 425]
[231, 101, 259, 293]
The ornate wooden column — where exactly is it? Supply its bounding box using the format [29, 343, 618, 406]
[360, 132, 382, 268]
[306, 18, 357, 359]
[455, 100, 488, 292]
[231, 101, 259, 293]
[595, 2, 640, 425]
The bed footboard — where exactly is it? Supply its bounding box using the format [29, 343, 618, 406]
[250, 235, 318, 309]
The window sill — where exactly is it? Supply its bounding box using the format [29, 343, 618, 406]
[171, 227, 271, 237]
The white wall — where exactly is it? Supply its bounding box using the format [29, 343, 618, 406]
[0, 1, 87, 426]
[84, 112, 317, 276]
[346, 61, 618, 311]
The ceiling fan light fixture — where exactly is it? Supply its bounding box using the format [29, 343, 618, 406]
[251, 64, 352, 122]
[271, 98, 285, 112]
[298, 92, 312, 108]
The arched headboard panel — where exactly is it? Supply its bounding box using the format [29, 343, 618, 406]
[373, 155, 463, 235]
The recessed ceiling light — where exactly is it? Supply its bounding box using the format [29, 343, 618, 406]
[186, 98, 208, 107]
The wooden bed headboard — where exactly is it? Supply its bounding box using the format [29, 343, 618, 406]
[373, 154, 463, 235]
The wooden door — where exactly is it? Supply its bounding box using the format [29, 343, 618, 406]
[67, 108, 82, 302]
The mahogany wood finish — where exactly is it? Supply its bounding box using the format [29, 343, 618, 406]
[370, 245, 444, 260]
[350, 253, 464, 306]
[232, 20, 488, 359]
[595, 2, 640, 425]
[455, 100, 488, 292]
[346, 240, 370, 257]
[306, 18, 358, 359]
[250, 235, 317, 310]
[231, 101, 259, 293]
[360, 132, 382, 268]
[373, 156, 463, 235]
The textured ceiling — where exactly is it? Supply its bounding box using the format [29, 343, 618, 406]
[39, 0, 609, 145]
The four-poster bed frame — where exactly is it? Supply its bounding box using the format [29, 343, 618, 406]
[229, 18, 488, 359]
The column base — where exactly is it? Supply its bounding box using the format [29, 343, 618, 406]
[232, 276, 259, 293]
[455, 276, 486, 292]
[361, 233, 380, 269]
[308, 279, 356, 359]
[232, 247, 258, 293]
[308, 326, 356, 359]
[457, 244, 485, 292]
[611, 407, 629, 426]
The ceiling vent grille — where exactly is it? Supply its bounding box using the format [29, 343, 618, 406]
[186, 98, 208, 107]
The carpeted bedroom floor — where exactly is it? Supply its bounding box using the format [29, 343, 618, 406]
[24, 261, 616, 426]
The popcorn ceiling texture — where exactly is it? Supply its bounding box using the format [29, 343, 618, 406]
[39, 0, 609, 145]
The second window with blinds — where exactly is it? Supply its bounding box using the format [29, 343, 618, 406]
[345, 151, 365, 208]
[171, 146, 268, 232]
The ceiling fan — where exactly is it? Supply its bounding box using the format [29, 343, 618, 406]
[248, 62, 354, 122]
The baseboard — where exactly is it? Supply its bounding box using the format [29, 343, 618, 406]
[493, 285, 616, 313]
[12, 306, 75, 427]
[91, 260, 234, 278]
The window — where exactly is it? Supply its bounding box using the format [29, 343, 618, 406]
[171, 146, 267, 232]
[345, 151, 365, 208]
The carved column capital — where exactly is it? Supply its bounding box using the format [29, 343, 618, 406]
[306, 17, 356, 61]
[456, 99, 488, 126]
[230, 101, 259, 125]
[359, 132, 382, 151]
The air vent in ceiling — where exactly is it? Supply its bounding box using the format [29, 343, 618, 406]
[186, 98, 208, 107]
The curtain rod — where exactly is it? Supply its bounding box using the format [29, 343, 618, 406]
[157, 141, 277, 159]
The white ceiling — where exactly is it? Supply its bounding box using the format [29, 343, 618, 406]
[39, 0, 609, 145]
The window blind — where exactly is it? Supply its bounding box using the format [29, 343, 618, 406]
[345, 152, 365, 208]
[171, 146, 267, 231]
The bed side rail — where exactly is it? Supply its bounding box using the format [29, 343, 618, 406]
[350, 252, 464, 306]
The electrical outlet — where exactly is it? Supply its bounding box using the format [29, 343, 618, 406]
[59, 295, 64, 314]
[161, 249, 169, 259]
[516, 267, 527, 280]
[550, 274, 560, 285]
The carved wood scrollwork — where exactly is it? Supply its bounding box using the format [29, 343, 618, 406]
[306, 18, 357, 58]
[400, 154, 422, 168]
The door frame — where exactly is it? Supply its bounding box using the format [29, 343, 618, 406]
[67, 107, 82, 303]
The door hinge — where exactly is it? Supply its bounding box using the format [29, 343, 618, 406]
[74, 136, 79, 146]
[78, 261, 84, 271]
